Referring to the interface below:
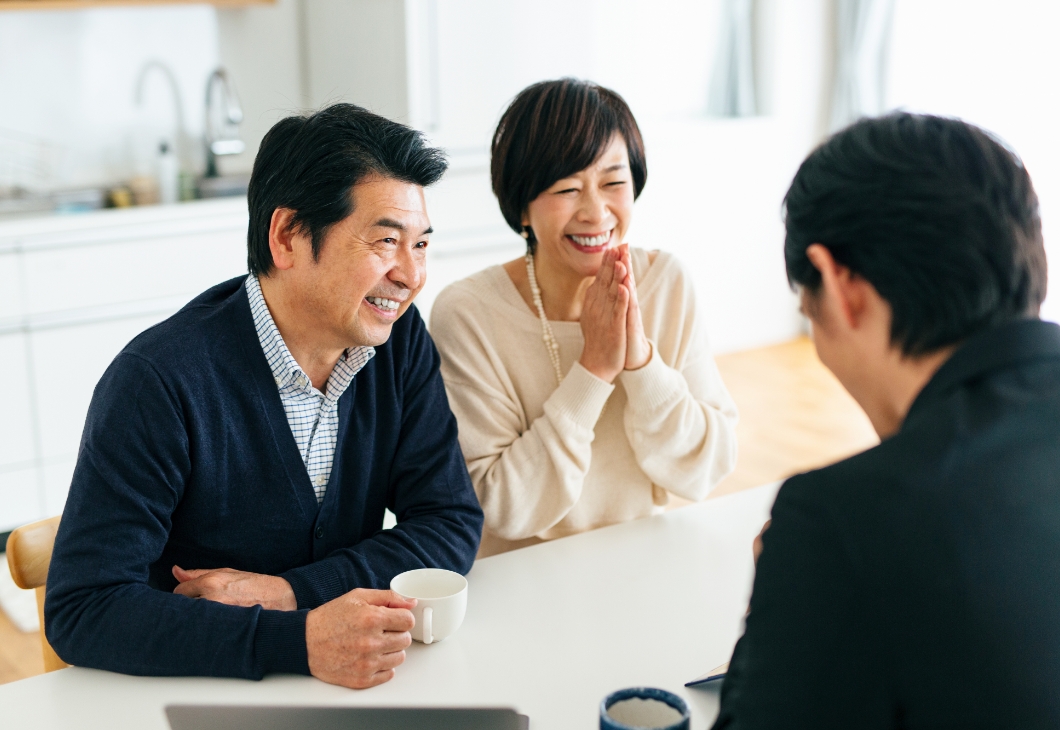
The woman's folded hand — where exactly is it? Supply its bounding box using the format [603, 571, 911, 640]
[579, 247, 629, 382]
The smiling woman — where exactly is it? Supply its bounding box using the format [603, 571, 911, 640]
[430, 79, 739, 556]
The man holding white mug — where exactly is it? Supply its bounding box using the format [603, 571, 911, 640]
[391, 569, 469, 645]
[45, 105, 484, 690]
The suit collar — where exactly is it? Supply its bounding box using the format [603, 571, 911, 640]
[905, 318, 1060, 425]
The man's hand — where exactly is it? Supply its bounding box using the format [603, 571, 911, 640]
[306, 589, 416, 689]
[172, 566, 297, 611]
[753, 520, 771, 565]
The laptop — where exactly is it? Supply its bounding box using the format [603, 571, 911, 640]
[166, 705, 529, 730]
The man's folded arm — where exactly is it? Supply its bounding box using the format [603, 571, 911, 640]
[44, 353, 310, 679]
[280, 318, 484, 609]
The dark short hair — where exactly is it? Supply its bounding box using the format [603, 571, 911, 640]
[246, 103, 448, 276]
[491, 78, 647, 253]
[784, 112, 1046, 356]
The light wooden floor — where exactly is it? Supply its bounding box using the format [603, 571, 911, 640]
[0, 336, 878, 687]
[0, 592, 44, 685]
[709, 335, 879, 498]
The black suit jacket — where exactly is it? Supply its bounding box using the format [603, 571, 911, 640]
[713, 318, 1060, 729]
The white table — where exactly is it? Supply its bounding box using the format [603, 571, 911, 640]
[0, 482, 781, 730]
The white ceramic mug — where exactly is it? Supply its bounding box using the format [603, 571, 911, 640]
[390, 568, 468, 644]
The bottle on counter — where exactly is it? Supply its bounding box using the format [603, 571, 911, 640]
[178, 170, 198, 202]
[158, 140, 179, 205]
[129, 175, 160, 206]
[108, 186, 133, 208]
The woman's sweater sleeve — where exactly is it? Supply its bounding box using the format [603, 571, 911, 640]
[618, 262, 739, 501]
[431, 290, 613, 541]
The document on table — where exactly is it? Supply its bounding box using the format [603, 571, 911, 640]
[685, 661, 729, 687]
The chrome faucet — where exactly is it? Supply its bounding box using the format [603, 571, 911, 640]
[203, 68, 244, 178]
[135, 60, 187, 160]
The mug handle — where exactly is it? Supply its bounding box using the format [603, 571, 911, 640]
[422, 607, 433, 645]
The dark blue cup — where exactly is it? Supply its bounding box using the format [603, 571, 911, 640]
[600, 687, 691, 730]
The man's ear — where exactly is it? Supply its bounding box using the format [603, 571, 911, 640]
[268, 208, 301, 272]
[805, 243, 867, 330]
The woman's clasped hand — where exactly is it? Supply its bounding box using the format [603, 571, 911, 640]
[579, 243, 652, 383]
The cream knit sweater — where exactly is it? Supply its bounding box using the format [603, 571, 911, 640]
[430, 248, 738, 556]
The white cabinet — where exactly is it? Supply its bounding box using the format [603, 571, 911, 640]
[31, 314, 174, 514]
[0, 333, 35, 473]
[0, 470, 41, 537]
[0, 199, 248, 532]
[416, 167, 523, 320]
[0, 254, 21, 321]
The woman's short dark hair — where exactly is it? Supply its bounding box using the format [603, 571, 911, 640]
[784, 112, 1046, 356]
[491, 78, 647, 252]
[246, 103, 448, 276]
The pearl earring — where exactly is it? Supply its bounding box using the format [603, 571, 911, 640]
[521, 228, 530, 239]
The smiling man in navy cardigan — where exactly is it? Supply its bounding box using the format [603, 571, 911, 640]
[44, 104, 484, 689]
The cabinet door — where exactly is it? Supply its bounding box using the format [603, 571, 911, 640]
[0, 332, 42, 532]
[0, 332, 36, 473]
[31, 314, 174, 490]
[0, 251, 22, 322]
[21, 225, 246, 319]
[31, 313, 183, 519]
[416, 163, 523, 320]
[0, 468, 41, 534]
[418, 238, 524, 324]
[42, 459, 77, 519]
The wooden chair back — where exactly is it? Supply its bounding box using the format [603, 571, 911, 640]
[6, 516, 68, 672]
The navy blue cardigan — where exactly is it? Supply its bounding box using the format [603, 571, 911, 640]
[45, 277, 483, 679]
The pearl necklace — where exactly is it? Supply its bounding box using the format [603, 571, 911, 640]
[525, 253, 564, 385]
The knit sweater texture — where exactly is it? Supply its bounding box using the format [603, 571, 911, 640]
[430, 248, 738, 556]
[45, 276, 483, 679]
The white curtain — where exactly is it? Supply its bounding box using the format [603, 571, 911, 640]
[829, 0, 896, 131]
[707, 0, 757, 117]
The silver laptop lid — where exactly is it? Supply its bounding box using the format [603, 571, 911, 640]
[166, 705, 528, 730]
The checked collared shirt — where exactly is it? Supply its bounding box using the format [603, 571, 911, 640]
[245, 275, 375, 503]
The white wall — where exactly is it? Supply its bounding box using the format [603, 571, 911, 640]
[215, 0, 305, 176]
[0, 6, 220, 190]
[886, 0, 1060, 323]
[302, 0, 409, 121]
[0, 0, 318, 187]
[0, 0, 831, 358]
[407, 0, 831, 353]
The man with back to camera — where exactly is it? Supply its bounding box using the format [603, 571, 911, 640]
[712, 113, 1060, 728]
[44, 104, 484, 689]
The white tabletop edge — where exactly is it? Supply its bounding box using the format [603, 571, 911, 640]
[0, 480, 785, 730]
